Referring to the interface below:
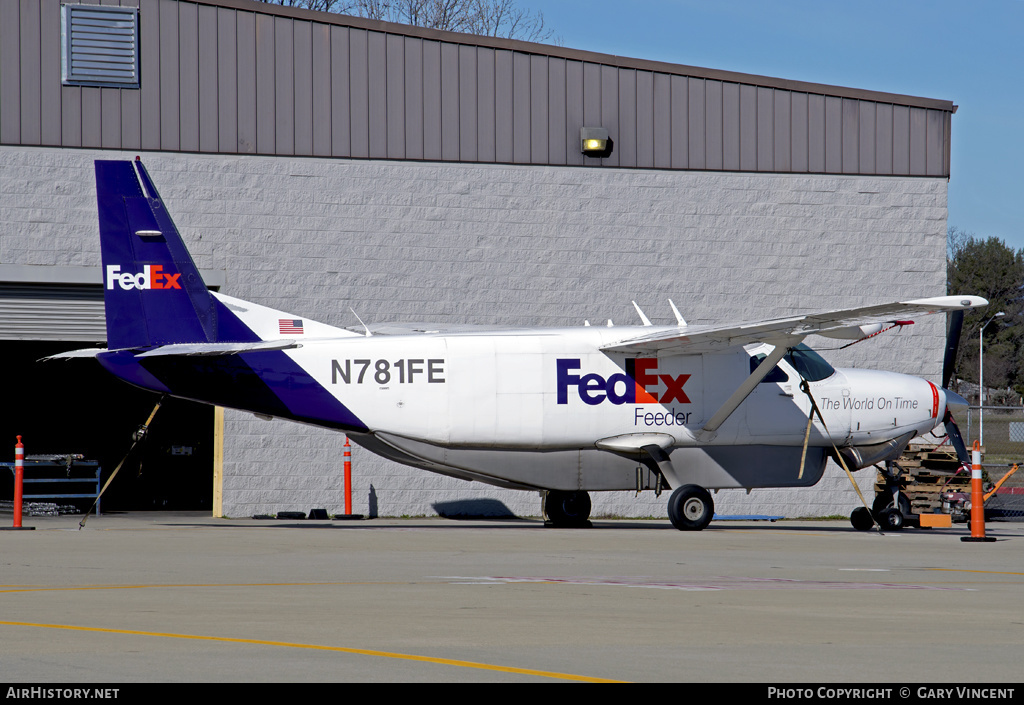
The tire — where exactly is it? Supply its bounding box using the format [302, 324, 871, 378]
[873, 488, 910, 531]
[872, 488, 911, 517]
[545, 490, 592, 528]
[850, 506, 874, 531]
[877, 507, 905, 531]
[667, 485, 714, 531]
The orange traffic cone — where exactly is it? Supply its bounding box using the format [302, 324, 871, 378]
[962, 440, 996, 543]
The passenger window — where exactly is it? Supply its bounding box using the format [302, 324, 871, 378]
[750, 354, 789, 384]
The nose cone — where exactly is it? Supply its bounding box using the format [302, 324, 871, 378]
[942, 388, 969, 418]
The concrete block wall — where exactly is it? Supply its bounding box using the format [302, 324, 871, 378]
[0, 146, 949, 519]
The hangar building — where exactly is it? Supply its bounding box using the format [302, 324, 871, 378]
[0, 0, 954, 518]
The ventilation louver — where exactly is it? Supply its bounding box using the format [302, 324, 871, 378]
[61, 5, 140, 88]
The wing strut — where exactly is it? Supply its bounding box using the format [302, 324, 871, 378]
[697, 342, 794, 442]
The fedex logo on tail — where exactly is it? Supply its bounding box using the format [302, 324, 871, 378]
[557, 358, 691, 406]
[105, 265, 182, 291]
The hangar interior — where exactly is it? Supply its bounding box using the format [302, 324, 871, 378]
[2, 343, 214, 512]
[0, 0, 955, 518]
[0, 275, 215, 511]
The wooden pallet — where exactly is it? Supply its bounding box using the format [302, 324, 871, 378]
[875, 443, 970, 514]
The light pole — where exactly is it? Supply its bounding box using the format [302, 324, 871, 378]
[979, 311, 1005, 447]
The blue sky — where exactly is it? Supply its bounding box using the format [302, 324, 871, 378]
[538, 0, 1024, 251]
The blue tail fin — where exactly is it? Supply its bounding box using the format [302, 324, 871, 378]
[97, 159, 224, 348]
[92, 159, 365, 432]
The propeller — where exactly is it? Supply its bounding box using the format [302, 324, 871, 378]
[943, 406, 971, 466]
[940, 309, 971, 465]
[942, 309, 964, 389]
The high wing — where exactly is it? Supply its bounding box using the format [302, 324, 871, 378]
[602, 294, 988, 444]
[601, 296, 989, 355]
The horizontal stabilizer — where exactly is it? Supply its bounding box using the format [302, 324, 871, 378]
[134, 340, 301, 358]
[41, 348, 110, 361]
[42, 339, 300, 361]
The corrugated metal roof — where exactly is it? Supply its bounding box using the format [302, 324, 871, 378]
[206, 0, 953, 112]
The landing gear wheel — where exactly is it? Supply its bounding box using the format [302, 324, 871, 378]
[544, 490, 592, 528]
[872, 488, 911, 516]
[667, 485, 714, 531]
[877, 507, 905, 531]
[872, 488, 910, 531]
[850, 506, 874, 531]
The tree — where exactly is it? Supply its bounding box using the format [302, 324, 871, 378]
[258, 0, 555, 42]
[947, 227, 1024, 399]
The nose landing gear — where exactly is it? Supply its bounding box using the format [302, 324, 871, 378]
[850, 461, 912, 531]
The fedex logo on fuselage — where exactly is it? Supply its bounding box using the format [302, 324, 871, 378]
[557, 358, 691, 406]
[105, 264, 182, 291]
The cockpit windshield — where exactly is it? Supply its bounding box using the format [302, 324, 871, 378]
[785, 343, 835, 382]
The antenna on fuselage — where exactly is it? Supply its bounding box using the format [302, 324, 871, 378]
[349, 308, 372, 337]
[668, 299, 687, 326]
[632, 301, 653, 327]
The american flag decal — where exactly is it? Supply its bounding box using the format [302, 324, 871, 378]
[279, 319, 304, 334]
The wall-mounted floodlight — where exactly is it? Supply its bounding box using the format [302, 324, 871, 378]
[581, 127, 612, 158]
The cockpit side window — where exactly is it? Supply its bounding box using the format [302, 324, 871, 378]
[750, 353, 790, 384]
[784, 343, 835, 382]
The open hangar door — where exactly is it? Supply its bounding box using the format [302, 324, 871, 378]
[0, 276, 215, 512]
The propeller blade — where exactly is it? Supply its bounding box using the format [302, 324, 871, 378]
[943, 409, 971, 466]
[942, 309, 964, 389]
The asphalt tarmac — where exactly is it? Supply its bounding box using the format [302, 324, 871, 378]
[1, 512, 1022, 683]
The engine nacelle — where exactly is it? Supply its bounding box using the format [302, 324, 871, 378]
[835, 431, 916, 470]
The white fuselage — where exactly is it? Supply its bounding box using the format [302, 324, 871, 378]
[290, 326, 943, 455]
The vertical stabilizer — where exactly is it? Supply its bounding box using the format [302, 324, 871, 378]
[96, 159, 218, 348]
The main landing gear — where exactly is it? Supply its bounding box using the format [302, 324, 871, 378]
[544, 483, 718, 531]
[667, 484, 715, 531]
[544, 490, 593, 528]
[544, 485, 717, 530]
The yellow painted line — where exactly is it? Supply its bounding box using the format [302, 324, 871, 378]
[926, 568, 1024, 577]
[0, 620, 622, 683]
